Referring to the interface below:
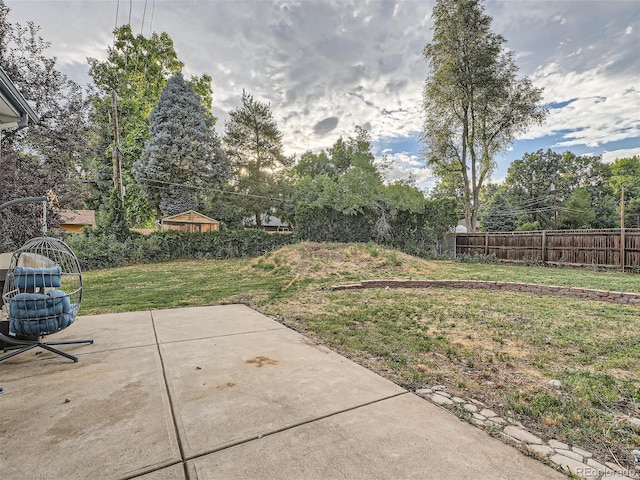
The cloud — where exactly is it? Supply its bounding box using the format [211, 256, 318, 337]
[601, 147, 640, 163]
[313, 117, 339, 136]
[377, 151, 434, 192]
[523, 61, 640, 148]
[4, 0, 638, 180]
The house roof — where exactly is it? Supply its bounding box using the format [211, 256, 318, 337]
[0, 67, 38, 128]
[243, 214, 289, 227]
[58, 209, 96, 226]
[162, 210, 219, 224]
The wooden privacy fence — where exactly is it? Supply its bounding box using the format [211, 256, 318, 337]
[456, 229, 640, 272]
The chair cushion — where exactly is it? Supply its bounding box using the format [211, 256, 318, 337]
[13, 266, 62, 289]
[9, 290, 71, 320]
[10, 308, 77, 336]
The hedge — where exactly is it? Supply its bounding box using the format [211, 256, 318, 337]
[65, 228, 295, 270]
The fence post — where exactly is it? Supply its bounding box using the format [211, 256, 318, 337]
[484, 233, 489, 256]
[621, 227, 626, 272]
[541, 231, 547, 266]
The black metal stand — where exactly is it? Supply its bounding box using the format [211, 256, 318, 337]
[0, 329, 93, 363]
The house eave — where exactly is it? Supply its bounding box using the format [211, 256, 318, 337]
[0, 67, 39, 128]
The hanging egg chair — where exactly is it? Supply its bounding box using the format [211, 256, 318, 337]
[0, 236, 93, 362]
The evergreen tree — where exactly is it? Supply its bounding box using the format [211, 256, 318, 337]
[134, 74, 229, 219]
[558, 188, 595, 229]
[88, 25, 214, 226]
[480, 192, 517, 232]
[224, 90, 287, 227]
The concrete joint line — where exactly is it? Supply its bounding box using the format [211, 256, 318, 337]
[150, 311, 191, 480]
[118, 460, 184, 480]
[160, 327, 288, 345]
[185, 391, 410, 463]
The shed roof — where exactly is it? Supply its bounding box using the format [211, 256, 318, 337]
[0, 67, 38, 127]
[162, 210, 219, 224]
[58, 209, 96, 226]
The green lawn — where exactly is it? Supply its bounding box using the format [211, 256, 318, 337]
[81, 242, 640, 468]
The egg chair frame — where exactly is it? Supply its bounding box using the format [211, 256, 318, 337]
[0, 196, 93, 363]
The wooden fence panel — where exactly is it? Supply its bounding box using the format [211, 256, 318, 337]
[456, 229, 640, 272]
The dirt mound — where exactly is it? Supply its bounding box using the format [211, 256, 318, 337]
[246, 242, 435, 281]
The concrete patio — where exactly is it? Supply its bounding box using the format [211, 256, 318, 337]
[0, 304, 566, 479]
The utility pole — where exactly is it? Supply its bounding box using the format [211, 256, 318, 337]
[550, 182, 557, 230]
[111, 91, 124, 202]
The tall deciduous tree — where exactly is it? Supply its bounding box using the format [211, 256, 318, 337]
[421, 0, 547, 231]
[87, 25, 214, 226]
[0, 153, 59, 251]
[292, 128, 384, 215]
[224, 90, 287, 227]
[134, 74, 229, 219]
[0, 2, 93, 209]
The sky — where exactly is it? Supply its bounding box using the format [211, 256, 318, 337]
[5, 0, 640, 192]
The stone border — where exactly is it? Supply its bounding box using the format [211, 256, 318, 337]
[415, 386, 639, 480]
[332, 279, 640, 305]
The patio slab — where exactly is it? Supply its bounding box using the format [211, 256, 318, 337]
[0, 305, 568, 479]
[152, 304, 286, 343]
[54, 310, 158, 353]
[160, 325, 405, 458]
[187, 393, 565, 480]
[0, 343, 180, 479]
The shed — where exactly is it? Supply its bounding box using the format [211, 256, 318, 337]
[58, 209, 96, 233]
[161, 210, 220, 233]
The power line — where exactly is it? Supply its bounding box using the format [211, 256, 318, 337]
[113, 0, 120, 38]
[141, 0, 148, 35]
[136, 177, 287, 202]
[149, 0, 156, 36]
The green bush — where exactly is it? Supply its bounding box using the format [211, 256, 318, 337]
[294, 204, 376, 243]
[66, 228, 294, 270]
[294, 199, 458, 258]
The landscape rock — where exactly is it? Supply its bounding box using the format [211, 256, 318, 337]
[502, 426, 543, 445]
[480, 408, 497, 418]
[546, 379, 562, 388]
[627, 417, 640, 428]
[415, 388, 432, 397]
[550, 454, 600, 478]
[487, 416, 506, 425]
[548, 439, 569, 450]
[463, 403, 478, 413]
[586, 458, 607, 472]
[527, 445, 554, 458]
[555, 448, 583, 462]
[430, 393, 454, 406]
[571, 446, 593, 459]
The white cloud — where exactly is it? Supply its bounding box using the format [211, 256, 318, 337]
[601, 147, 640, 163]
[523, 61, 640, 148]
[4, 0, 639, 173]
[377, 151, 434, 191]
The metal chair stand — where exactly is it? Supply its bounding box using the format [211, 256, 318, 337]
[0, 328, 93, 363]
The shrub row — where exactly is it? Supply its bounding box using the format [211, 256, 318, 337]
[294, 199, 458, 258]
[65, 229, 295, 271]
